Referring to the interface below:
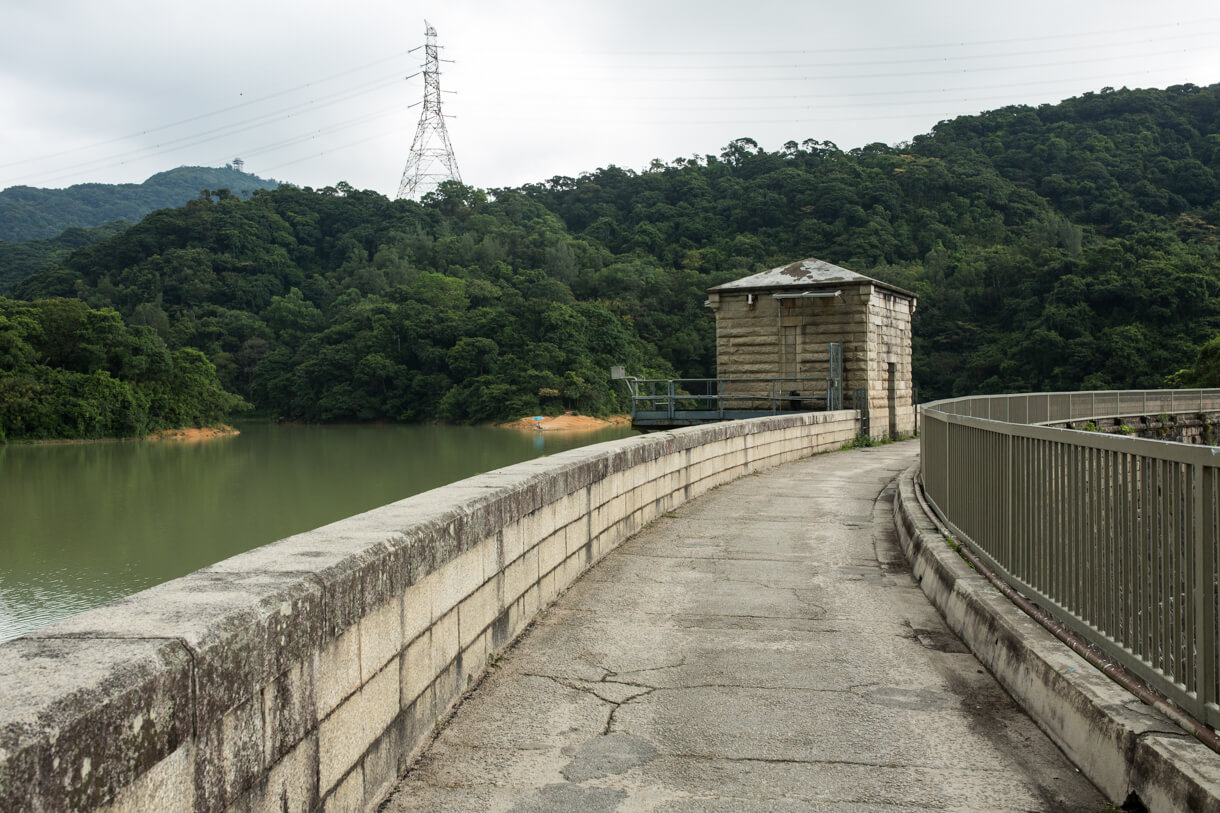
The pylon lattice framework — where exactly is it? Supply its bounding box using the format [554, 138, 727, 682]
[396, 21, 461, 201]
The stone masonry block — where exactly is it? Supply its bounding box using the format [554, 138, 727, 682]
[538, 530, 566, 576]
[315, 625, 360, 721]
[540, 501, 559, 541]
[461, 630, 489, 689]
[401, 578, 432, 650]
[431, 546, 484, 621]
[564, 520, 588, 557]
[316, 656, 398, 799]
[360, 597, 403, 682]
[194, 693, 264, 810]
[609, 494, 626, 523]
[501, 555, 530, 609]
[501, 519, 525, 564]
[588, 504, 606, 539]
[360, 719, 402, 813]
[0, 637, 192, 813]
[477, 533, 504, 588]
[227, 733, 318, 813]
[430, 660, 464, 728]
[539, 568, 559, 606]
[588, 478, 606, 513]
[363, 660, 401, 758]
[524, 546, 540, 591]
[95, 744, 195, 813]
[556, 492, 582, 530]
[561, 551, 583, 588]
[322, 762, 363, 813]
[458, 578, 499, 650]
[400, 631, 434, 709]
[261, 658, 316, 768]
[430, 610, 460, 678]
[394, 685, 437, 775]
[518, 584, 540, 624]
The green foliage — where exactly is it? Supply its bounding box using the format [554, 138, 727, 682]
[0, 221, 130, 293]
[11, 182, 672, 425]
[7, 82, 1220, 434]
[521, 84, 1220, 400]
[0, 297, 247, 441]
[841, 433, 894, 449]
[0, 166, 281, 242]
[1168, 334, 1220, 387]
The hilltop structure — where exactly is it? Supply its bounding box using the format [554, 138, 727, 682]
[706, 258, 917, 439]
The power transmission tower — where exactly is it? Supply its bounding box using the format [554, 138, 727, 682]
[396, 20, 461, 201]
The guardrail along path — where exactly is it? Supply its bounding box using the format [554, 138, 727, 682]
[381, 440, 1105, 811]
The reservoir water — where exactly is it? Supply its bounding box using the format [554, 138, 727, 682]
[0, 421, 636, 643]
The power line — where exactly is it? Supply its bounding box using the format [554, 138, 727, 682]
[13, 76, 408, 187]
[0, 51, 414, 171]
[515, 27, 1220, 72]
[262, 131, 398, 175]
[476, 68, 1202, 104]
[542, 47, 1216, 84]
[3, 16, 1215, 191]
[509, 16, 1220, 56]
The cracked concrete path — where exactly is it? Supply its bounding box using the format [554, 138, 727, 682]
[379, 440, 1107, 812]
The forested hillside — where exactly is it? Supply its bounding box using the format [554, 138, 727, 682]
[0, 297, 245, 441]
[6, 83, 1220, 435]
[13, 185, 677, 424]
[0, 166, 280, 242]
[0, 221, 129, 293]
[523, 83, 1220, 397]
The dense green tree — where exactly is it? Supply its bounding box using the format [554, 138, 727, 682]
[0, 297, 246, 441]
[4, 82, 1220, 435]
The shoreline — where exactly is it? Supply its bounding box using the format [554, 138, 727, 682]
[146, 424, 240, 443]
[6, 424, 240, 446]
[495, 413, 631, 433]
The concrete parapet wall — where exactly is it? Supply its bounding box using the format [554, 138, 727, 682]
[1055, 411, 1220, 445]
[0, 411, 859, 813]
[892, 463, 1220, 813]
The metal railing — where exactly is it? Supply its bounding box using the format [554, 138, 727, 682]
[921, 389, 1220, 730]
[628, 376, 842, 424]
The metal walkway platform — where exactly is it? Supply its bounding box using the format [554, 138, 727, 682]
[623, 375, 857, 430]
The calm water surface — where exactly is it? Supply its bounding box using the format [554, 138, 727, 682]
[0, 421, 636, 642]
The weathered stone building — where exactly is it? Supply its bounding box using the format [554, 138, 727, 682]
[706, 258, 917, 439]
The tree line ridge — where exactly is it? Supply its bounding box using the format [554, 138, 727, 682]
[2, 83, 1218, 440]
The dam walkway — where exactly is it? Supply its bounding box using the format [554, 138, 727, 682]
[381, 441, 1106, 812]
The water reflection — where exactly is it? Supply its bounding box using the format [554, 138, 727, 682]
[0, 421, 636, 642]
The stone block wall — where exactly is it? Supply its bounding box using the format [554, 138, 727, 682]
[710, 284, 916, 438]
[0, 411, 859, 813]
[712, 288, 871, 408]
[866, 288, 915, 439]
[1057, 411, 1220, 444]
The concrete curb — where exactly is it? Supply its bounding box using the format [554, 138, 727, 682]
[892, 462, 1220, 813]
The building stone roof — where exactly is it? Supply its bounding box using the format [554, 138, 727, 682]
[708, 258, 915, 298]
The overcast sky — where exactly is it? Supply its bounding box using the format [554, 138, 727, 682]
[2, 0, 1219, 199]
